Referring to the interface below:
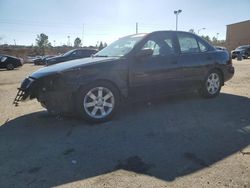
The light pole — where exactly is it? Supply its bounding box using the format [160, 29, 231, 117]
[136, 22, 138, 34]
[216, 33, 219, 40]
[67, 36, 70, 46]
[198, 28, 206, 35]
[174, 9, 182, 31]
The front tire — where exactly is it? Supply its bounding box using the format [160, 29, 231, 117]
[200, 70, 222, 98]
[76, 81, 120, 123]
[6, 63, 14, 70]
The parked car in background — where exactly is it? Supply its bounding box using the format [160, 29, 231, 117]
[19, 57, 24, 64]
[14, 31, 234, 123]
[0, 54, 23, 70]
[26, 56, 41, 64]
[46, 48, 98, 66]
[231, 45, 250, 59]
[34, 55, 55, 65]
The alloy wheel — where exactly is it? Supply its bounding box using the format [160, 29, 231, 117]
[206, 73, 220, 95]
[83, 87, 115, 119]
[6, 63, 14, 70]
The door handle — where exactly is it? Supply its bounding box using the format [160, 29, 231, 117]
[171, 61, 178, 64]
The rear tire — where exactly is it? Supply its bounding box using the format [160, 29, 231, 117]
[199, 70, 222, 98]
[76, 81, 120, 123]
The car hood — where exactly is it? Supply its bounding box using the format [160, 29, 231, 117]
[30, 57, 119, 79]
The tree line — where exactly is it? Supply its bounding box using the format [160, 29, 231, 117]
[36, 33, 107, 55]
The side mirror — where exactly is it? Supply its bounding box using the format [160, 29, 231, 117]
[136, 48, 153, 58]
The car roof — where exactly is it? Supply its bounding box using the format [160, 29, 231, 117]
[129, 30, 202, 40]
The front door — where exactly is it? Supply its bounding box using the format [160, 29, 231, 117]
[129, 32, 183, 99]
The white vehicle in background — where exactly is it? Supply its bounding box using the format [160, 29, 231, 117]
[26, 56, 42, 63]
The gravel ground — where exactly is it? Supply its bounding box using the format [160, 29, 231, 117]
[0, 60, 250, 188]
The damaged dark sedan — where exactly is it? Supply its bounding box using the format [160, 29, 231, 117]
[14, 31, 234, 123]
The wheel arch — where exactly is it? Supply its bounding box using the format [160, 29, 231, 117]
[74, 79, 123, 122]
[6, 62, 15, 70]
[74, 78, 127, 102]
[210, 67, 224, 85]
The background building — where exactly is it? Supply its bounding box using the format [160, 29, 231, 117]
[226, 20, 250, 51]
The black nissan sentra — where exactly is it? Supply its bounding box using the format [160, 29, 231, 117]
[14, 31, 234, 123]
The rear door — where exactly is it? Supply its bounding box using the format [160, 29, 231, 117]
[176, 33, 213, 89]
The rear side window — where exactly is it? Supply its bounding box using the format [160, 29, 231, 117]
[79, 50, 88, 56]
[197, 38, 209, 52]
[177, 33, 199, 53]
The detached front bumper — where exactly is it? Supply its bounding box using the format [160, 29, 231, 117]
[13, 76, 74, 115]
[13, 77, 36, 106]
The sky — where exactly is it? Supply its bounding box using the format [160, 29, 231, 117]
[0, 0, 249, 46]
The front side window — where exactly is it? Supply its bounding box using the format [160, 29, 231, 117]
[142, 40, 160, 56]
[178, 33, 199, 53]
[141, 34, 175, 56]
[63, 49, 75, 57]
[72, 50, 79, 56]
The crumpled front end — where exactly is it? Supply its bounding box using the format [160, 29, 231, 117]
[13, 77, 37, 106]
[13, 74, 75, 115]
